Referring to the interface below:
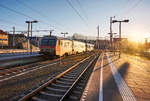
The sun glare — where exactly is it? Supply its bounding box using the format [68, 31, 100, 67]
[127, 32, 146, 43]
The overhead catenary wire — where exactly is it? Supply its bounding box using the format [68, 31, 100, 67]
[15, 0, 54, 27]
[16, 0, 72, 32]
[124, 0, 144, 15]
[115, 0, 144, 17]
[0, 2, 61, 32]
[16, 0, 42, 16]
[65, 0, 89, 28]
[0, 18, 25, 28]
[114, 0, 132, 17]
[6, 29, 56, 32]
[0, 3, 35, 20]
[76, 0, 88, 20]
[5, 29, 60, 36]
[0, 2, 67, 38]
[0, 25, 12, 29]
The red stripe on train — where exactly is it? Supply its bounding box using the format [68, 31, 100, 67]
[40, 46, 56, 48]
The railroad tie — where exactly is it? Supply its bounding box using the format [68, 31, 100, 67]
[32, 96, 48, 101]
[56, 80, 73, 85]
[40, 91, 63, 97]
[46, 87, 66, 92]
[59, 77, 75, 82]
[52, 83, 71, 88]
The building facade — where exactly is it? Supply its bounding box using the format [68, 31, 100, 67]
[0, 30, 8, 47]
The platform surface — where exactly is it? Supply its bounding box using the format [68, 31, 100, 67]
[80, 52, 142, 101]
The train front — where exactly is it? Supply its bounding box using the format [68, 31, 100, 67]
[40, 36, 57, 56]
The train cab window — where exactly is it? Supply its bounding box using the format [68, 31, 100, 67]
[41, 39, 56, 46]
[41, 39, 49, 45]
[48, 39, 56, 46]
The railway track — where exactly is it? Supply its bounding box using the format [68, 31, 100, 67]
[0, 56, 62, 82]
[0, 52, 93, 82]
[19, 54, 98, 101]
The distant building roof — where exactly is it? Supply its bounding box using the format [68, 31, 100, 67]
[0, 29, 8, 35]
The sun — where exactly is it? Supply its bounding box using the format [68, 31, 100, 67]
[127, 32, 146, 43]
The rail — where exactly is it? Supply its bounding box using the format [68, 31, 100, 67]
[19, 54, 96, 101]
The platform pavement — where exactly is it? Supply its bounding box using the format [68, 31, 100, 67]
[80, 52, 137, 101]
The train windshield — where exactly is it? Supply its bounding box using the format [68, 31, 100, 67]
[41, 39, 56, 46]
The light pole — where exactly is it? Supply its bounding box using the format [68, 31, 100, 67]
[13, 26, 15, 47]
[97, 25, 100, 49]
[112, 19, 129, 39]
[31, 20, 38, 54]
[26, 21, 30, 53]
[112, 19, 129, 58]
[110, 16, 115, 49]
[26, 20, 38, 54]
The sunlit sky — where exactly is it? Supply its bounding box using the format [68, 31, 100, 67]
[0, 0, 150, 42]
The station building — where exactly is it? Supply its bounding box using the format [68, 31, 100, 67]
[0, 29, 26, 48]
[0, 30, 8, 46]
[95, 40, 110, 49]
[0, 29, 42, 49]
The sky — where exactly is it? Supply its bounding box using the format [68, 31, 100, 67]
[0, 0, 150, 42]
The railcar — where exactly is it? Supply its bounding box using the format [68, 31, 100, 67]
[73, 40, 86, 54]
[40, 36, 94, 56]
[40, 36, 72, 56]
[86, 43, 94, 51]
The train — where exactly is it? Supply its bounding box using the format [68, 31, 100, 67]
[40, 36, 94, 56]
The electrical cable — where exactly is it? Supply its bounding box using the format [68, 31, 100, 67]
[0, 3, 35, 20]
[16, 0, 72, 31]
[0, 18, 25, 28]
[66, 0, 89, 28]
[76, 0, 88, 20]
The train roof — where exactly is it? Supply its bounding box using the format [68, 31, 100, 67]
[43, 35, 70, 40]
[42, 35, 94, 45]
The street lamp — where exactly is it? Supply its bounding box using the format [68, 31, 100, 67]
[30, 20, 38, 54]
[26, 20, 38, 54]
[112, 19, 129, 58]
[110, 16, 115, 47]
[26, 21, 30, 53]
[30, 20, 38, 39]
[112, 19, 129, 39]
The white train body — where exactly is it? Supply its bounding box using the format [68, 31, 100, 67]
[40, 36, 94, 56]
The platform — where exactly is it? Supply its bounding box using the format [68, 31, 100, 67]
[80, 53, 137, 101]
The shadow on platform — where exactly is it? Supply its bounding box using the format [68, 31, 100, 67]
[93, 55, 119, 72]
[103, 62, 130, 101]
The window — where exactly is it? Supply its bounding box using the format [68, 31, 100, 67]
[48, 40, 56, 46]
[41, 39, 56, 46]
